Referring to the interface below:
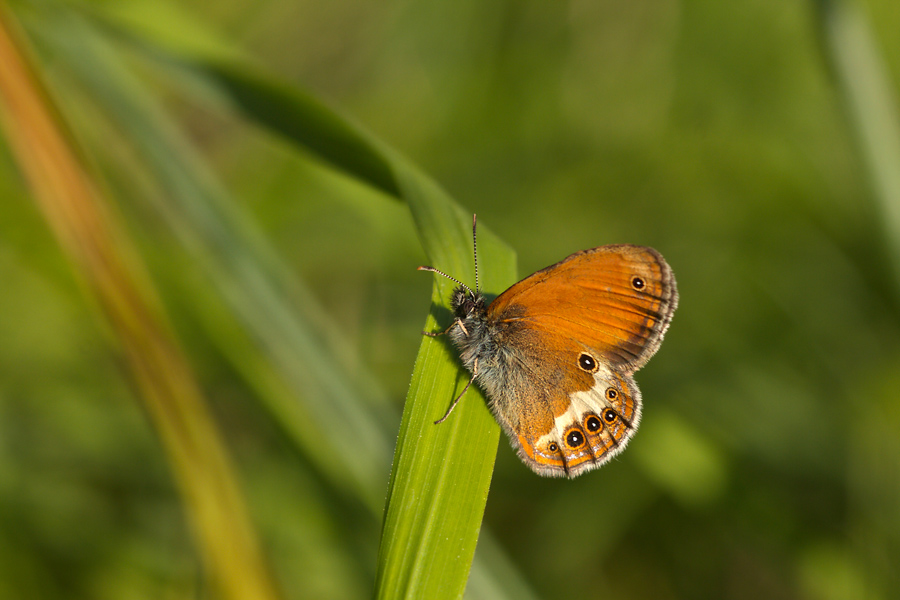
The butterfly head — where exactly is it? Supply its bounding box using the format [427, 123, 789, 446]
[451, 285, 486, 321]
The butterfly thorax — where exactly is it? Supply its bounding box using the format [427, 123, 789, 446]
[448, 286, 491, 365]
[448, 286, 537, 430]
[449, 286, 517, 380]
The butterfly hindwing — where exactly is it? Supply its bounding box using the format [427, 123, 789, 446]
[483, 323, 643, 477]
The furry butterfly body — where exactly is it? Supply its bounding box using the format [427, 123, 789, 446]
[422, 222, 678, 478]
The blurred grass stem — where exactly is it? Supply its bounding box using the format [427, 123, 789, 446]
[0, 7, 280, 600]
[816, 0, 900, 289]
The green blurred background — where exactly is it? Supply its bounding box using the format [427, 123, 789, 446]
[2, 0, 900, 598]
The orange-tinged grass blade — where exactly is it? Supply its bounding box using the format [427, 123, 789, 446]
[0, 7, 280, 600]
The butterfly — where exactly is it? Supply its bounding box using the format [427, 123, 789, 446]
[419, 216, 678, 477]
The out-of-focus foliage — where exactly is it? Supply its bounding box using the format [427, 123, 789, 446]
[1, 0, 899, 599]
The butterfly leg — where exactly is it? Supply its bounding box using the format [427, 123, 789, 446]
[423, 318, 467, 337]
[434, 358, 478, 424]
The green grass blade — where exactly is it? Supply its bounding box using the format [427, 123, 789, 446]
[195, 58, 521, 597]
[815, 0, 900, 286]
[183, 49, 523, 600]
[49, 4, 528, 596]
[373, 165, 517, 599]
[87, 0, 401, 200]
[201, 61, 401, 199]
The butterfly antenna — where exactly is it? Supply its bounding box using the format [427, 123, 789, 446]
[471, 214, 480, 294]
[417, 265, 474, 296]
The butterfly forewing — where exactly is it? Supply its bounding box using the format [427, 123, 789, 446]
[486, 245, 677, 372]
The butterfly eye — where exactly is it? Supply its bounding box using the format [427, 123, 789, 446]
[585, 415, 602, 432]
[631, 276, 645, 290]
[578, 353, 597, 372]
[603, 409, 618, 423]
[565, 429, 585, 448]
[548, 442, 559, 453]
[606, 388, 618, 400]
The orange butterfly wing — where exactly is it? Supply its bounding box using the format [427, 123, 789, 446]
[488, 245, 677, 372]
[482, 245, 677, 476]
